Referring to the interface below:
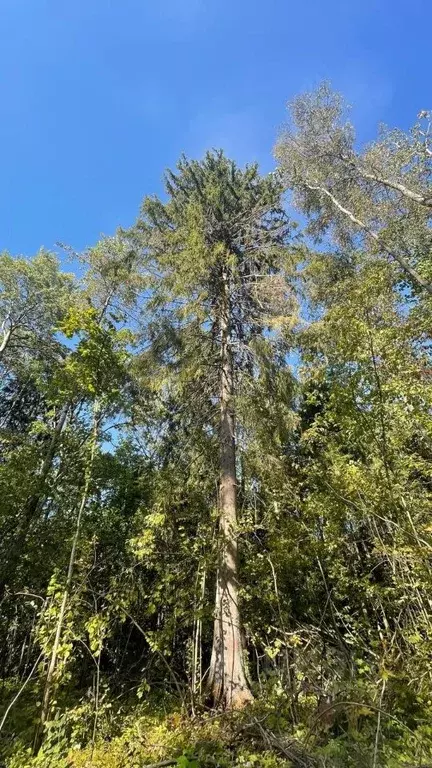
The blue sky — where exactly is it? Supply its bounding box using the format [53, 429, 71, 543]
[0, 0, 430, 258]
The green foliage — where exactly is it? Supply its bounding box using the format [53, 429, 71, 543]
[1, 93, 432, 768]
[0, 249, 75, 365]
[53, 305, 133, 403]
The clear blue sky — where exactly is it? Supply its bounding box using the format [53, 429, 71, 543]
[1, 0, 430, 257]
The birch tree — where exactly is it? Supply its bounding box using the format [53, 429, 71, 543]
[275, 83, 432, 296]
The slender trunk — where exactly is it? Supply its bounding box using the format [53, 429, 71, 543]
[0, 324, 12, 361]
[192, 564, 206, 701]
[0, 403, 69, 600]
[90, 652, 101, 759]
[33, 401, 100, 754]
[208, 270, 253, 709]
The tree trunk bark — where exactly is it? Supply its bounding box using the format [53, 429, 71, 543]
[208, 270, 253, 709]
[0, 324, 12, 361]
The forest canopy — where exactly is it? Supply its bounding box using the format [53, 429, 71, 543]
[1, 85, 432, 768]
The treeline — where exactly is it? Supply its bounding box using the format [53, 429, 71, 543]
[1, 85, 432, 768]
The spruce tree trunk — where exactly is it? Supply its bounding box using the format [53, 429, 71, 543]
[208, 271, 253, 709]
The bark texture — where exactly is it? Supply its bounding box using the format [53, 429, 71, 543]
[208, 273, 253, 709]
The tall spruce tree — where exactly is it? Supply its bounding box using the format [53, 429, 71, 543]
[129, 150, 292, 708]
